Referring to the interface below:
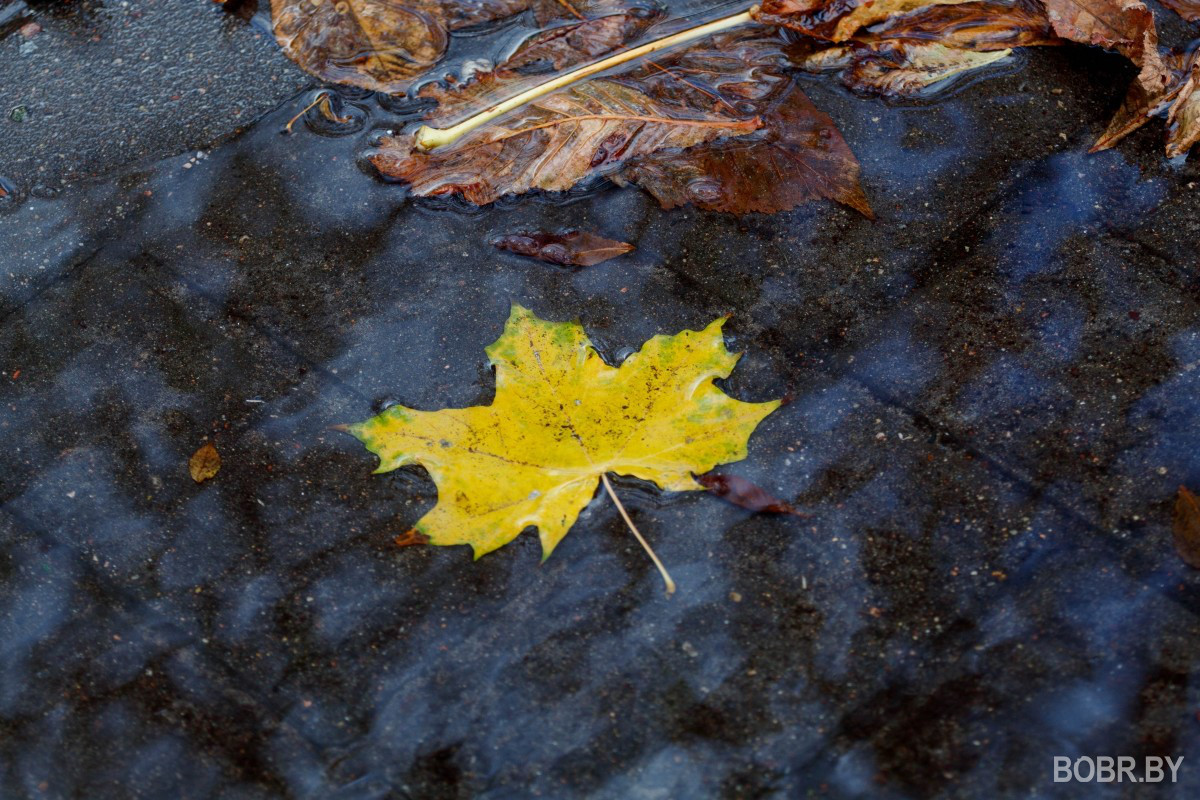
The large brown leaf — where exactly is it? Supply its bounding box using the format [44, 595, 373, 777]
[617, 86, 873, 215]
[752, 0, 973, 42]
[374, 30, 871, 215]
[270, 0, 531, 94]
[372, 77, 762, 204]
[419, 9, 662, 124]
[614, 30, 872, 215]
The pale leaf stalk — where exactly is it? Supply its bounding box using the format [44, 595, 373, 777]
[413, 8, 756, 151]
[601, 473, 676, 595]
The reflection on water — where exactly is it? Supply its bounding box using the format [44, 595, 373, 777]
[1, 15, 1199, 800]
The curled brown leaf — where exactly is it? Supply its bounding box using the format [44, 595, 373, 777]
[1165, 62, 1199, 158]
[1092, 49, 1198, 156]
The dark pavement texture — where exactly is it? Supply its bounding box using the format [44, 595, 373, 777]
[2, 2, 1200, 799]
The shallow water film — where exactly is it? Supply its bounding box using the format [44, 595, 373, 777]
[2, 1, 1200, 798]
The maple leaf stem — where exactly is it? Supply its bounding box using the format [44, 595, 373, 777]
[601, 473, 676, 595]
[412, 8, 757, 151]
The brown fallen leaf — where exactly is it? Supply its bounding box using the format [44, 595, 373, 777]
[836, 41, 1014, 97]
[696, 471, 806, 515]
[856, 0, 1060, 51]
[189, 442, 221, 483]
[394, 529, 431, 547]
[419, 10, 662, 125]
[269, 0, 531, 95]
[1165, 62, 1199, 158]
[377, 29, 872, 215]
[1173, 486, 1200, 568]
[530, 0, 647, 23]
[617, 84, 874, 215]
[492, 230, 634, 265]
[1091, 49, 1198, 156]
[752, 0, 973, 42]
[1039, 0, 1169, 94]
[372, 76, 762, 206]
[1158, 0, 1200, 21]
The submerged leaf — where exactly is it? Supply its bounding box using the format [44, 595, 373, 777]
[1158, 0, 1200, 21]
[617, 86, 873, 215]
[856, 0, 1059, 50]
[838, 41, 1013, 96]
[492, 229, 634, 265]
[1173, 486, 1200, 568]
[342, 305, 780, 559]
[419, 9, 662, 124]
[270, 0, 530, 94]
[753, 0, 973, 42]
[189, 443, 221, 483]
[696, 471, 805, 515]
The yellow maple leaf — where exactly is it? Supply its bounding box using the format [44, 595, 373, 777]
[342, 305, 780, 573]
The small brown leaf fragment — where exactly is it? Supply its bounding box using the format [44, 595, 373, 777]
[189, 443, 221, 483]
[394, 529, 431, 547]
[493, 230, 634, 266]
[1173, 486, 1200, 568]
[696, 471, 806, 516]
